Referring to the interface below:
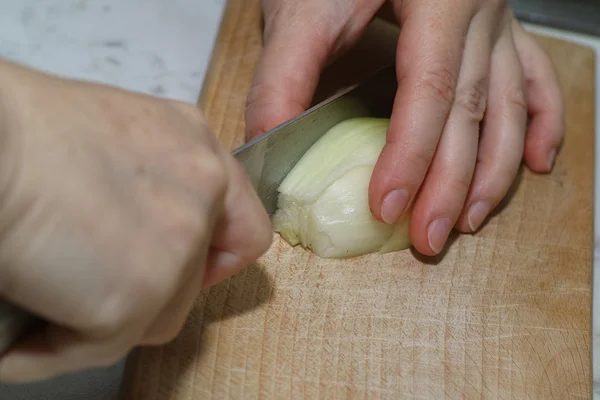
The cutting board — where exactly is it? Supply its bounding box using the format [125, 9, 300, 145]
[120, 0, 595, 398]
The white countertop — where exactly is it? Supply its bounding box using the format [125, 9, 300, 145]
[0, 0, 226, 104]
[0, 1, 598, 399]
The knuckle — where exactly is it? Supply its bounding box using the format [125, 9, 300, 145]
[244, 85, 279, 135]
[261, 0, 285, 38]
[402, 145, 437, 174]
[474, 163, 520, 201]
[86, 270, 168, 337]
[503, 83, 528, 114]
[454, 79, 488, 122]
[495, 162, 522, 186]
[380, 145, 436, 192]
[203, 155, 228, 191]
[86, 296, 130, 336]
[413, 65, 457, 108]
[185, 150, 228, 198]
[448, 174, 473, 196]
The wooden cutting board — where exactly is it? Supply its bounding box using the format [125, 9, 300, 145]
[120, 0, 595, 398]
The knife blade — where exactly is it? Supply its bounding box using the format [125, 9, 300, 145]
[0, 64, 399, 356]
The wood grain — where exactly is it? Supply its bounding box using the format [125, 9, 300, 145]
[121, 0, 595, 398]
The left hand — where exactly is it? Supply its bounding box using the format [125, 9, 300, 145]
[0, 60, 272, 383]
[245, 0, 564, 256]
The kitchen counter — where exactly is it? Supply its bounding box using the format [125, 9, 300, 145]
[0, 0, 225, 104]
[0, 0, 598, 398]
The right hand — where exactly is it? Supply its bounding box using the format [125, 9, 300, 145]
[246, 0, 564, 256]
[0, 60, 272, 383]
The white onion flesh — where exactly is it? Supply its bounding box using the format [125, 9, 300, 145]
[272, 117, 412, 259]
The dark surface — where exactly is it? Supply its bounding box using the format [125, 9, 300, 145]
[0, 360, 125, 400]
[511, 0, 600, 37]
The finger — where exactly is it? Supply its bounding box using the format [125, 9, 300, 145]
[455, 24, 527, 233]
[0, 325, 125, 383]
[201, 151, 272, 288]
[140, 252, 206, 345]
[143, 219, 260, 346]
[512, 20, 564, 172]
[140, 225, 212, 345]
[368, 1, 475, 225]
[245, 5, 333, 139]
[408, 10, 493, 255]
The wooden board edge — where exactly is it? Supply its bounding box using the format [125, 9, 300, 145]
[588, 41, 596, 399]
[196, 0, 243, 111]
[586, 43, 595, 398]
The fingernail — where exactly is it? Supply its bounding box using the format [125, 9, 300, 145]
[212, 250, 240, 271]
[547, 148, 557, 171]
[202, 251, 242, 289]
[427, 218, 453, 254]
[380, 189, 409, 224]
[467, 201, 491, 232]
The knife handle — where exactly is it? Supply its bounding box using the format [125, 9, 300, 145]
[0, 299, 40, 354]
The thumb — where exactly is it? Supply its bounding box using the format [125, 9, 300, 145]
[245, 16, 333, 140]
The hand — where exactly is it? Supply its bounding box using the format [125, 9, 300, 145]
[246, 0, 563, 256]
[0, 60, 271, 383]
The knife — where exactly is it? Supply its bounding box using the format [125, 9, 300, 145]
[0, 64, 398, 355]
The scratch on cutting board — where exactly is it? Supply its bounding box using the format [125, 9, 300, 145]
[446, 333, 535, 344]
[488, 304, 523, 309]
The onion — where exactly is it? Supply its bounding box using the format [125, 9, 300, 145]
[272, 117, 411, 259]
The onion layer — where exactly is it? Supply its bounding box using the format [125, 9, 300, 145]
[272, 118, 411, 259]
